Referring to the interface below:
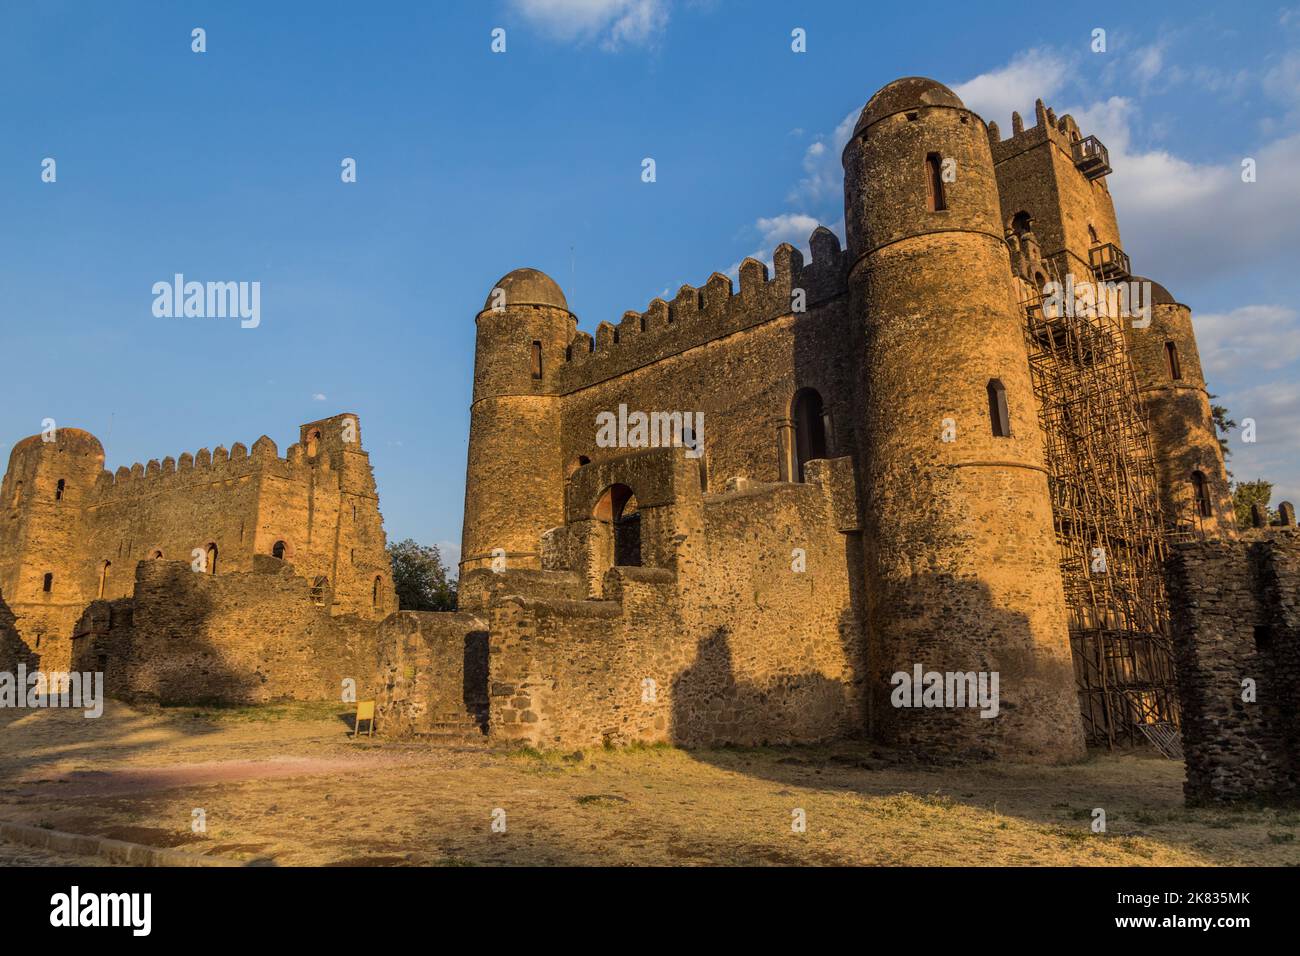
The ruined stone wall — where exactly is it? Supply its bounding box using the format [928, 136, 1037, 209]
[482, 452, 866, 749]
[1165, 533, 1300, 805]
[69, 559, 384, 705]
[373, 610, 489, 736]
[0, 414, 396, 672]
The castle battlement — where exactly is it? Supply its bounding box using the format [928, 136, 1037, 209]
[552, 226, 848, 392]
[0, 413, 394, 672]
[87, 434, 351, 500]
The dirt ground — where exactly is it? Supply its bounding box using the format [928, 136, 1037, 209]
[1, 701, 1296, 867]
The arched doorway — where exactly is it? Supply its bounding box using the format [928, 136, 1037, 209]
[792, 388, 827, 482]
[594, 483, 641, 568]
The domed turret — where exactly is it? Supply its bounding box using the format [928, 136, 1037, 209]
[461, 269, 576, 584]
[853, 76, 965, 135]
[484, 268, 569, 312]
[1124, 278, 1235, 536]
[842, 77, 1084, 762]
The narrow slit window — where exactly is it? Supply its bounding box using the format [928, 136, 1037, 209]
[925, 153, 947, 212]
[530, 340, 543, 380]
[42, 572, 53, 593]
[1192, 471, 1212, 518]
[987, 379, 1011, 437]
[1164, 341, 1182, 380]
[55, 478, 65, 501]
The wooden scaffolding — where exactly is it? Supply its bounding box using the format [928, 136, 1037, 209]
[1020, 258, 1181, 748]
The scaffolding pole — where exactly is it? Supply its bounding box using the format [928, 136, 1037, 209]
[1020, 258, 1180, 748]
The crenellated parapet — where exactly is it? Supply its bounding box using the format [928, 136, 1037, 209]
[87, 432, 343, 502]
[988, 97, 1095, 167]
[553, 225, 848, 393]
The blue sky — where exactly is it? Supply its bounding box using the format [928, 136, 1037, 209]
[2, 0, 1298, 567]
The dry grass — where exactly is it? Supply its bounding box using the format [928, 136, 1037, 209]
[1, 701, 1296, 867]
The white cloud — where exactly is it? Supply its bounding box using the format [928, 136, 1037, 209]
[1057, 96, 1300, 286]
[510, 0, 669, 51]
[1133, 43, 1165, 87]
[311, 393, 327, 401]
[788, 108, 858, 204]
[951, 48, 1070, 127]
[1264, 50, 1300, 120]
[1193, 305, 1300, 380]
[726, 213, 837, 278]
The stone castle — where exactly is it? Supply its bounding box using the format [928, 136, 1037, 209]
[2, 77, 1291, 774]
[0, 414, 395, 686]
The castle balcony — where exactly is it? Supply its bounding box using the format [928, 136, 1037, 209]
[1089, 242, 1131, 281]
[1072, 135, 1112, 179]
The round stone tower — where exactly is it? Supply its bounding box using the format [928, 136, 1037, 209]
[460, 269, 575, 584]
[1124, 278, 1236, 537]
[0, 427, 104, 669]
[843, 77, 1085, 762]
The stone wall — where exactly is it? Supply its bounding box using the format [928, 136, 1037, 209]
[373, 610, 490, 737]
[70, 559, 385, 705]
[0, 414, 396, 672]
[476, 449, 866, 750]
[1165, 532, 1300, 805]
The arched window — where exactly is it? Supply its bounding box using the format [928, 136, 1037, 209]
[206, 543, 218, 574]
[42, 572, 53, 593]
[1164, 341, 1182, 380]
[1088, 224, 1099, 244]
[530, 340, 543, 380]
[924, 153, 947, 212]
[55, 478, 65, 501]
[1011, 211, 1033, 237]
[372, 576, 383, 611]
[151, 550, 163, 559]
[792, 388, 828, 482]
[987, 379, 1011, 438]
[98, 561, 111, 598]
[1192, 471, 1212, 518]
[594, 484, 641, 568]
[272, 540, 287, 560]
[311, 576, 329, 607]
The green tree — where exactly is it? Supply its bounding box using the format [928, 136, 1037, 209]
[1232, 479, 1275, 529]
[387, 538, 457, 611]
[1208, 393, 1236, 464]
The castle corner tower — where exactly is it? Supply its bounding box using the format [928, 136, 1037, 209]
[843, 77, 1085, 762]
[460, 269, 575, 585]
